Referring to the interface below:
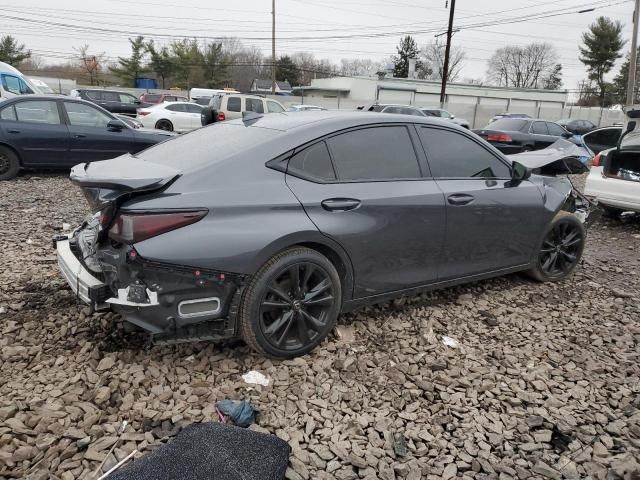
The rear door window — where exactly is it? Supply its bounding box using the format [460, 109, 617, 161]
[531, 122, 549, 135]
[246, 98, 264, 113]
[227, 96, 241, 112]
[15, 100, 61, 124]
[418, 127, 511, 179]
[185, 104, 203, 114]
[547, 122, 567, 136]
[85, 91, 102, 101]
[166, 104, 186, 112]
[102, 91, 120, 102]
[288, 141, 336, 181]
[327, 126, 421, 181]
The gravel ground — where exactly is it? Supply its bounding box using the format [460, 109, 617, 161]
[1, 174, 639, 480]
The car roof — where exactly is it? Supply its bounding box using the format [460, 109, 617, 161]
[224, 110, 454, 133]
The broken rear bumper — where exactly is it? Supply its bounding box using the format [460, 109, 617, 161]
[56, 237, 110, 308]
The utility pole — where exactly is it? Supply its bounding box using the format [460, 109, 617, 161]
[439, 0, 456, 108]
[272, 0, 276, 95]
[627, 0, 640, 106]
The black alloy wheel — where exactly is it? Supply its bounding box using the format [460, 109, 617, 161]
[259, 262, 334, 351]
[239, 247, 341, 358]
[529, 212, 585, 281]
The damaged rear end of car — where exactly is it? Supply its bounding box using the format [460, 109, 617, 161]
[56, 156, 242, 343]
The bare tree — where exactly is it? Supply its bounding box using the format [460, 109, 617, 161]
[421, 40, 465, 82]
[74, 44, 106, 86]
[487, 43, 558, 89]
[339, 58, 387, 77]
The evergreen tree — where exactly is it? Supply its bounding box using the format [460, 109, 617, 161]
[542, 64, 563, 90]
[202, 42, 229, 88]
[579, 17, 625, 106]
[0, 35, 31, 65]
[276, 55, 301, 86]
[110, 36, 149, 87]
[612, 48, 640, 105]
[146, 40, 176, 89]
[393, 35, 422, 78]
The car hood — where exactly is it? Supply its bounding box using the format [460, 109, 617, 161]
[507, 139, 590, 174]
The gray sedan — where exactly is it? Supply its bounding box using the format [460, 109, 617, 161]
[56, 111, 588, 358]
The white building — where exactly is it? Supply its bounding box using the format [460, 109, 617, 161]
[292, 76, 571, 128]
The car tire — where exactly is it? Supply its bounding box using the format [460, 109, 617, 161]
[602, 205, 623, 218]
[155, 119, 174, 131]
[0, 146, 20, 181]
[238, 247, 342, 358]
[526, 211, 585, 282]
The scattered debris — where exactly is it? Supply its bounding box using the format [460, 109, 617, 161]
[215, 400, 256, 428]
[441, 335, 459, 348]
[334, 325, 355, 343]
[241, 370, 270, 387]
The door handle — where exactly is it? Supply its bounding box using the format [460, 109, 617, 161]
[74, 134, 86, 138]
[447, 194, 475, 206]
[7, 129, 20, 134]
[321, 198, 361, 212]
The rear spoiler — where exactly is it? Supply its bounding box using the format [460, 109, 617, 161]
[507, 139, 589, 175]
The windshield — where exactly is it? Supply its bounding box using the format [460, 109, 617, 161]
[135, 123, 281, 171]
[143, 94, 162, 102]
[487, 119, 528, 131]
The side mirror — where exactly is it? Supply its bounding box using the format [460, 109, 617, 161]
[134, 99, 141, 105]
[511, 161, 531, 183]
[450, 114, 455, 119]
[107, 119, 125, 131]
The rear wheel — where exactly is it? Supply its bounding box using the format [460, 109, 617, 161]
[526, 212, 585, 282]
[0, 146, 19, 181]
[239, 247, 341, 358]
[155, 119, 174, 131]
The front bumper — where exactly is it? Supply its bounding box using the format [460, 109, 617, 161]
[56, 237, 110, 308]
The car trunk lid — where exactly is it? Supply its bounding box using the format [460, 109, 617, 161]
[70, 154, 181, 212]
[507, 139, 589, 175]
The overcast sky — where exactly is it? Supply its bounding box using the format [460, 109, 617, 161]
[1, 0, 636, 92]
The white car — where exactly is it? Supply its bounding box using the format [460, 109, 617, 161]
[137, 102, 203, 133]
[584, 117, 640, 217]
[286, 104, 327, 112]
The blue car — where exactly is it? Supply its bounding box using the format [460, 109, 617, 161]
[0, 95, 175, 180]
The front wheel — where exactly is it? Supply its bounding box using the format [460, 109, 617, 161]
[526, 212, 585, 282]
[239, 247, 342, 358]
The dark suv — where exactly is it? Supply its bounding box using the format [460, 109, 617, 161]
[70, 89, 151, 117]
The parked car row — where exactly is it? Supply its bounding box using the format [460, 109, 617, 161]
[356, 103, 470, 129]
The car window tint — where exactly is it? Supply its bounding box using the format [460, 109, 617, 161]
[119, 93, 137, 104]
[487, 119, 528, 131]
[288, 141, 336, 181]
[64, 102, 111, 127]
[185, 104, 203, 113]
[166, 104, 186, 112]
[547, 122, 566, 136]
[0, 105, 16, 121]
[15, 100, 60, 124]
[418, 127, 510, 179]
[101, 91, 119, 102]
[531, 122, 548, 134]
[328, 126, 421, 181]
[267, 101, 285, 113]
[422, 109, 439, 117]
[246, 98, 264, 113]
[1, 74, 22, 95]
[227, 97, 241, 112]
[85, 91, 102, 101]
[584, 128, 621, 149]
[144, 94, 162, 102]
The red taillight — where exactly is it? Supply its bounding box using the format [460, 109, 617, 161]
[487, 133, 512, 142]
[591, 153, 602, 167]
[217, 111, 226, 121]
[108, 211, 207, 244]
[138, 111, 151, 117]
